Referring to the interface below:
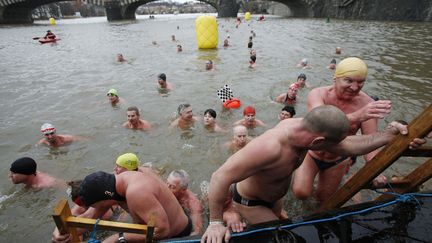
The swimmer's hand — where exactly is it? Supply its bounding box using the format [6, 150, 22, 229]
[409, 131, 431, 150]
[52, 227, 72, 243]
[352, 100, 392, 122]
[372, 174, 388, 188]
[224, 211, 246, 233]
[385, 121, 431, 150]
[201, 221, 230, 243]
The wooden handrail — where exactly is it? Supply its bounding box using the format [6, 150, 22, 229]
[53, 199, 155, 243]
[319, 104, 432, 211]
[375, 158, 432, 201]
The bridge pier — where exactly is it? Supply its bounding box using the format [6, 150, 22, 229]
[217, 0, 240, 18]
[0, 6, 33, 24]
[104, 0, 135, 21]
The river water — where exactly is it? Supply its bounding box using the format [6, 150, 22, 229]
[0, 13, 431, 242]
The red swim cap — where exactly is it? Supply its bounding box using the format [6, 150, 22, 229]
[243, 106, 256, 115]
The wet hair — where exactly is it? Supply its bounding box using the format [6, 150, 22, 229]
[250, 55, 256, 62]
[282, 105, 296, 117]
[178, 103, 191, 115]
[303, 105, 349, 142]
[204, 109, 217, 118]
[168, 170, 190, 189]
[127, 106, 140, 116]
[158, 73, 166, 81]
[248, 41, 253, 48]
[67, 179, 83, 201]
[330, 59, 337, 64]
[298, 73, 307, 80]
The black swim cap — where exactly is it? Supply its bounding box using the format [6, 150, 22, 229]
[331, 59, 337, 64]
[158, 73, 166, 81]
[298, 73, 307, 80]
[10, 157, 37, 175]
[79, 171, 124, 207]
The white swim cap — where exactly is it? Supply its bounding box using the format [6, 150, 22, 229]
[41, 123, 56, 134]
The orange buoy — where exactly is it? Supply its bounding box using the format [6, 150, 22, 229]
[223, 98, 241, 109]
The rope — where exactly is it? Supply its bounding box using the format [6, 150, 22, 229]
[164, 192, 432, 243]
[87, 218, 101, 243]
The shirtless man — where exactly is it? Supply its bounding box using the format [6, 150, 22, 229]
[170, 103, 198, 130]
[9, 157, 65, 189]
[166, 170, 204, 235]
[38, 123, 87, 147]
[52, 171, 192, 242]
[335, 47, 342, 55]
[201, 105, 423, 243]
[224, 125, 252, 154]
[234, 106, 266, 129]
[203, 109, 226, 133]
[122, 106, 151, 131]
[292, 57, 393, 203]
[157, 73, 173, 91]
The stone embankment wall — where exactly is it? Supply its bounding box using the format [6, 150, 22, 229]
[311, 0, 432, 21]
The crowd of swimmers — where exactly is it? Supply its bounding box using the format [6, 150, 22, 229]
[12, 17, 431, 243]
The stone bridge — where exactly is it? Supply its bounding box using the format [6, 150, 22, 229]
[1, 0, 431, 24]
[0, 0, 315, 23]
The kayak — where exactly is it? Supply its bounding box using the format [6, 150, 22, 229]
[39, 38, 59, 44]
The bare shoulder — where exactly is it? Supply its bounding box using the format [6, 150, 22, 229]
[309, 86, 331, 97]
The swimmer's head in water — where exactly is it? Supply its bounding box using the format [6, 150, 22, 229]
[330, 59, 337, 64]
[298, 73, 307, 81]
[10, 157, 37, 175]
[107, 88, 119, 97]
[243, 106, 256, 116]
[334, 57, 368, 79]
[41, 123, 56, 135]
[158, 73, 166, 82]
[79, 171, 125, 207]
[116, 153, 140, 171]
[301, 58, 308, 65]
[178, 103, 191, 115]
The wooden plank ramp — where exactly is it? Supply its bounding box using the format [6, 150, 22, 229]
[53, 199, 154, 243]
[319, 104, 432, 211]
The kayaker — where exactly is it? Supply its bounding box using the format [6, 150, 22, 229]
[45, 30, 56, 39]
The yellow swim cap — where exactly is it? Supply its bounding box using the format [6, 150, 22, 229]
[334, 57, 368, 79]
[115, 153, 139, 171]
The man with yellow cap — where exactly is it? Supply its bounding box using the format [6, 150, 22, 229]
[292, 57, 393, 204]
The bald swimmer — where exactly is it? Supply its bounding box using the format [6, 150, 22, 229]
[292, 57, 392, 203]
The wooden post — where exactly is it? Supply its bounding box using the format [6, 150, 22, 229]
[52, 199, 80, 243]
[319, 105, 432, 211]
[53, 199, 154, 242]
[375, 158, 432, 201]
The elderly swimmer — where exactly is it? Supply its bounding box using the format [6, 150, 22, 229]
[38, 123, 88, 147]
[293, 57, 393, 203]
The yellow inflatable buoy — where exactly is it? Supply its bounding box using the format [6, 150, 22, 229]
[49, 17, 56, 25]
[195, 16, 218, 49]
[245, 12, 251, 21]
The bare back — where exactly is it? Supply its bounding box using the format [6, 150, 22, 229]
[120, 171, 188, 238]
[227, 119, 304, 203]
